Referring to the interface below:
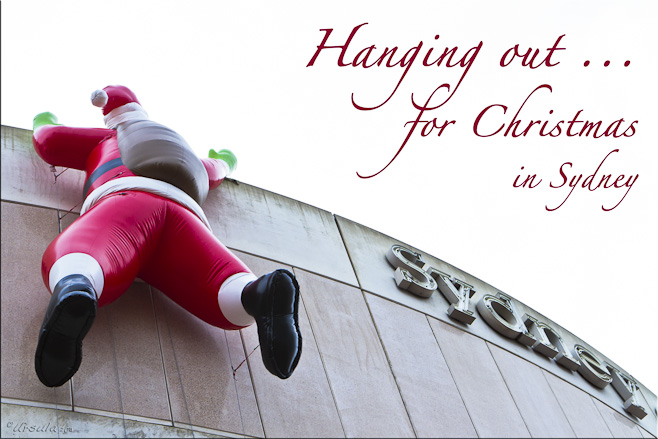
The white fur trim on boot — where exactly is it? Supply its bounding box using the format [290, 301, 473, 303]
[48, 253, 105, 298]
[218, 272, 258, 327]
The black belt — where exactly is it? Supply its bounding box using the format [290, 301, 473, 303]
[83, 157, 125, 198]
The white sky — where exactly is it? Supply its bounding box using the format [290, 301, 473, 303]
[2, 1, 657, 395]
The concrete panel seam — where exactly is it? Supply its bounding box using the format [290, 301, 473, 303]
[35, 190, 72, 425]
[334, 214, 498, 299]
[540, 369, 579, 437]
[148, 286, 176, 425]
[366, 283, 650, 430]
[39, 164, 79, 234]
[55, 383, 71, 438]
[426, 315, 482, 438]
[0, 199, 64, 239]
[2, 400, 250, 438]
[333, 214, 367, 291]
[238, 329, 268, 438]
[546, 367, 649, 433]
[155, 292, 198, 436]
[1, 397, 72, 412]
[230, 245, 359, 290]
[593, 397, 643, 438]
[361, 292, 419, 438]
[485, 341, 544, 438]
[41, 362, 75, 433]
[174, 420, 258, 438]
[74, 406, 173, 426]
[638, 386, 658, 426]
[291, 268, 348, 438]
[105, 307, 129, 437]
[0, 199, 63, 213]
[546, 371, 616, 438]
[221, 329, 248, 437]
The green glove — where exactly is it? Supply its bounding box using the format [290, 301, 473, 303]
[208, 148, 237, 174]
[33, 112, 61, 131]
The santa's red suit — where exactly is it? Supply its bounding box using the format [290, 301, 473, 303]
[34, 86, 253, 330]
[33, 86, 255, 329]
[33, 86, 302, 388]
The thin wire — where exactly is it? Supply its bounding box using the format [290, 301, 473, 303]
[223, 329, 247, 438]
[50, 166, 63, 437]
[50, 166, 62, 234]
[58, 170, 124, 221]
[54, 168, 70, 178]
[231, 344, 259, 377]
[57, 201, 84, 221]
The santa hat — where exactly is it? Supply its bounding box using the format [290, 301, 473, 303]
[91, 85, 149, 129]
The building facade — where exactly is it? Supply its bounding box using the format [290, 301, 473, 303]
[2, 124, 656, 438]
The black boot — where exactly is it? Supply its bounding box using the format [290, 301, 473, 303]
[35, 274, 97, 387]
[241, 269, 302, 379]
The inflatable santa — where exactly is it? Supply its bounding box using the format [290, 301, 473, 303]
[33, 85, 302, 387]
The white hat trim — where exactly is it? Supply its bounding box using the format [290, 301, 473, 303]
[104, 102, 149, 129]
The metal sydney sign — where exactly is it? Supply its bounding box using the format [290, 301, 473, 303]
[386, 244, 649, 420]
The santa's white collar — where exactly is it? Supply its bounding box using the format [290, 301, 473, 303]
[104, 102, 149, 129]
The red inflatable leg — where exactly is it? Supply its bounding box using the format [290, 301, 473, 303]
[138, 199, 253, 330]
[42, 191, 163, 306]
[42, 190, 250, 329]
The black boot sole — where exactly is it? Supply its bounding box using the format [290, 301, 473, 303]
[35, 292, 97, 387]
[251, 269, 302, 379]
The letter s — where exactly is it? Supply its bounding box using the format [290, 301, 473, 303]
[550, 162, 571, 188]
[386, 244, 437, 297]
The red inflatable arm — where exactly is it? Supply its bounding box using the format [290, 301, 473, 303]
[201, 158, 229, 190]
[33, 125, 114, 171]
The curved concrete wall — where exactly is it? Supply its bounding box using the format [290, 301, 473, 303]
[2, 125, 656, 438]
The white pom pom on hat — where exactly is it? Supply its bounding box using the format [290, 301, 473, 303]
[91, 89, 108, 108]
[90, 85, 149, 129]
